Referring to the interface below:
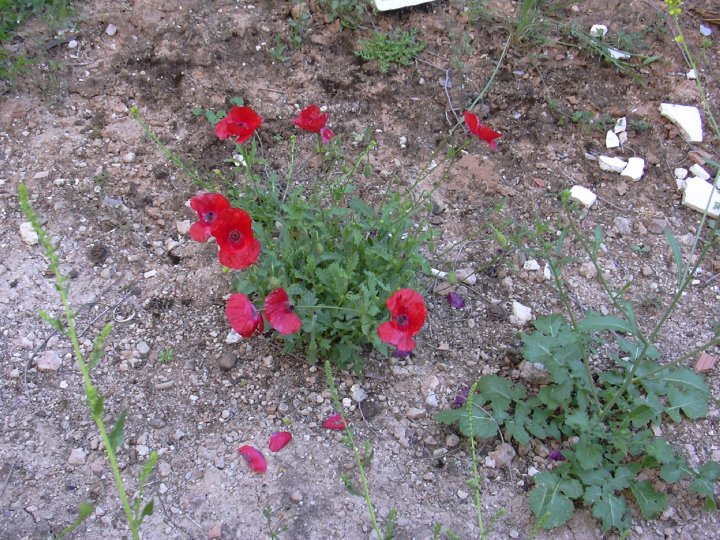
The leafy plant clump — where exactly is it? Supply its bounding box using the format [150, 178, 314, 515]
[355, 29, 427, 74]
[437, 202, 720, 535]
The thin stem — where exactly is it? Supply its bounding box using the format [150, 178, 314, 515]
[294, 304, 360, 313]
[465, 381, 486, 538]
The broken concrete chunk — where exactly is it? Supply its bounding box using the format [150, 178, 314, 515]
[614, 117, 627, 133]
[689, 164, 710, 181]
[374, 0, 434, 10]
[682, 177, 720, 218]
[620, 157, 645, 181]
[599, 155, 628, 173]
[659, 103, 703, 143]
[569, 185, 597, 208]
[618, 131, 628, 144]
[606, 130, 620, 149]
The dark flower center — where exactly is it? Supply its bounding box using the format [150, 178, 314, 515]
[229, 230, 242, 243]
[204, 210, 216, 222]
[395, 313, 409, 329]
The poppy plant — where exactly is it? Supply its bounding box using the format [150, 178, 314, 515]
[210, 207, 261, 270]
[268, 432, 292, 452]
[294, 104, 335, 145]
[215, 106, 263, 144]
[226, 293, 263, 338]
[189, 193, 231, 242]
[322, 412, 347, 430]
[463, 111, 502, 150]
[377, 289, 427, 354]
[238, 445, 267, 473]
[264, 288, 302, 335]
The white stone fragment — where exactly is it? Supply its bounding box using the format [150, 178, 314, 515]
[614, 117, 627, 133]
[569, 185, 597, 208]
[543, 263, 552, 280]
[511, 301, 533, 326]
[687, 69, 697, 80]
[350, 384, 368, 403]
[608, 48, 631, 59]
[676, 177, 688, 191]
[523, 259, 540, 271]
[606, 130, 620, 149]
[700, 24, 712, 37]
[225, 330, 241, 344]
[430, 267, 476, 285]
[67, 39, 78, 49]
[599, 155, 628, 173]
[374, 0, 434, 11]
[176, 220, 191, 235]
[36, 350, 62, 372]
[620, 157, 645, 181]
[689, 164, 710, 181]
[143, 270, 157, 279]
[674, 167, 688, 180]
[659, 103, 703, 143]
[20, 222, 39, 245]
[682, 177, 720, 218]
[105, 24, 117, 36]
[590, 24, 607, 38]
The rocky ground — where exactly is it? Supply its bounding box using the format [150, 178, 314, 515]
[1, 0, 719, 539]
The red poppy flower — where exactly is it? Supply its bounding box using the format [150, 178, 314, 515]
[320, 126, 334, 145]
[293, 104, 329, 133]
[463, 111, 502, 150]
[226, 293, 263, 338]
[268, 432, 292, 452]
[210, 208, 261, 270]
[322, 412, 348, 430]
[189, 193, 231, 242]
[238, 445, 267, 473]
[263, 288, 302, 335]
[377, 289, 427, 353]
[215, 106, 263, 144]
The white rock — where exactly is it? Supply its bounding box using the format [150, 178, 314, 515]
[374, 0, 434, 11]
[36, 350, 62, 372]
[614, 117, 627, 133]
[407, 407, 426, 420]
[527, 466, 540, 477]
[523, 259, 540, 271]
[589, 24, 607, 37]
[676, 177, 688, 191]
[20, 222, 39, 245]
[350, 384, 368, 402]
[68, 448, 87, 466]
[543, 263, 552, 280]
[32, 170, 50, 179]
[605, 130, 620, 149]
[456, 268, 477, 286]
[621, 157, 645, 181]
[700, 24, 713, 37]
[674, 167, 688, 180]
[122, 152, 136, 163]
[618, 131, 628, 144]
[599, 155, 628, 173]
[569, 185, 597, 208]
[659, 103, 703, 143]
[689, 164, 710, 181]
[687, 69, 697, 80]
[682, 177, 720, 218]
[511, 301, 532, 325]
[176, 220, 191, 235]
[225, 330, 241, 344]
[608, 47, 631, 59]
[143, 270, 157, 279]
[105, 24, 118, 36]
[67, 39, 78, 49]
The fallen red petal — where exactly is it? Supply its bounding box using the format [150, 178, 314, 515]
[268, 431, 292, 452]
[322, 413, 348, 430]
[237, 445, 267, 473]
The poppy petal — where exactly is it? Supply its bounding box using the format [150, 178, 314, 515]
[237, 445, 267, 473]
[226, 294, 263, 338]
[216, 106, 263, 144]
[293, 104, 328, 133]
[268, 432, 292, 452]
[320, 126, 334, 145]
[188, 193, 230, 243]
[264, 288, 302, 334]
[322, 413, 348, 430]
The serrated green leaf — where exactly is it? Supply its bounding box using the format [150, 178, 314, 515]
[574, 436, 603, 470]
[89, 323, 112, 370]
[666, 387, 707, 420]
[435, 400, 498, 439]
[628, 404, 656, 428]
[592, 493, 630, 533]
[645, 438, 675, 465]
[528, 472, 576, 529]
[630, 480, 667, 519]
[477, 375, 525, 412]
[577, 312, 634, 335]
[565, 410, 590, 431]
[660, 462, 692, 483]
[109, 410, 127, 453]
[608, 465, 639, 491]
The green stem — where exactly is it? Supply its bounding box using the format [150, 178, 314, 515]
[294, 304, 360, 313]
[465, 381, 486, 538]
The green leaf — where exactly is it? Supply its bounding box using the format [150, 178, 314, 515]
[591, 493, 630, 533]
[645, 438, 675, 465]
[78, 501, 94, 519]
[628, 404, 656, 428]
[435, 399, 499, 439]
[138, 499, 154, 523]
[89, 323, 112, 370]
[108, 410, 127, 453]
[476, 375, 525, 412]
[663, 228, 684, 286]
[229, 96, 245, 106]
[528, 472, 579, 529]
[666, 386, 707, 420]
[630, 480, 667, 519]
[573, 436, 603, 470]
[565, 410, 590, 431]
[577, 312, 635, 335]
[39, 309, 65, 334]
[660, 462, 693, 483]
[690, 461, 720, 499]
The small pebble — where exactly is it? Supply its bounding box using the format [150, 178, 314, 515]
[457, 489, 469, 500]
[407, 407, 426, 420]
[290, 490, 303, 503]
[68, 448, 87, 466]
[218, 353, 238, 371]
[105, 24, 118, 36]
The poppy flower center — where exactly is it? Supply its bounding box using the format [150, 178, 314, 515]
[229, 230, 243, 243]
[395, 313, 409, 329]
[203, 210, 216, 222]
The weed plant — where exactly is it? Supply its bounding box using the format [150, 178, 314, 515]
[355, 29, 427, 74]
